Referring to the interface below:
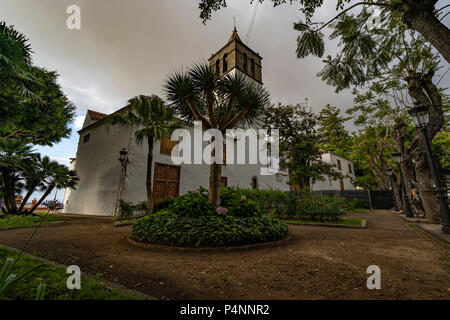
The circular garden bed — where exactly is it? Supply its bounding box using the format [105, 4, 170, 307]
[129, 187, 289, 248]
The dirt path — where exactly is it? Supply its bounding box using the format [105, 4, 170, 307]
[0, 211, 448, 300]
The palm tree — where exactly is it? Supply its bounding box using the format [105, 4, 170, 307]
[0, 138, 38, 214]
[107, 95, 181, 214]
[0, 22, 41, 100]
[29, 163, 78, 214]
[164, 62, 270, 205]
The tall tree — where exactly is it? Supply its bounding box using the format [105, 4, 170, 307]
[263, 102, 342, 189]
[197, 1, 450, 63]
[0, 22, 41, 100]
[165, 63, 270, 205]
[318, 104, 352, 157]
[311, 9, 445, 222]
[107, 95, 181, 214]
[0, 66, 75, 145]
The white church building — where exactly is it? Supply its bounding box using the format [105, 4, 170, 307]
[63, 29, 355, 216]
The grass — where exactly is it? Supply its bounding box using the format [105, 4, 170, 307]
[284, 217, 363, 227]
[0, 214, 65, 230]
[0, 246, 135, 300]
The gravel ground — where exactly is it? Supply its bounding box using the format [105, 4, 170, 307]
[0, 210, 448, 300]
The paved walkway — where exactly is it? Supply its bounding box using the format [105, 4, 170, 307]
[0, 211, 448, 299]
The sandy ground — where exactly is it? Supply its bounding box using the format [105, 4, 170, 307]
[0, 210, 448, 300]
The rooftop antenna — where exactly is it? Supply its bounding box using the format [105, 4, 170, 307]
[245, 1, 259, 44]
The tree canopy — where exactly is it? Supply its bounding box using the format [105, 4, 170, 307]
[197, 0, 450, 63]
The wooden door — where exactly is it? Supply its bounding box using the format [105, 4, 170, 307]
[153, 163, 180, 202]
[221, 177, 228, 187]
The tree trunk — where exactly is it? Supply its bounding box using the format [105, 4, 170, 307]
[415, 150, 441, 223]
[399, 3, 450, 64]
[146, 136, 154, 215]
[405, 70, 444, 223]
[18, 184, 37, 213]
[3, 173, 17, 214]
[209, 162, 222, 205]
[392, 174, 403, 211]
[29, 185, 54, 214]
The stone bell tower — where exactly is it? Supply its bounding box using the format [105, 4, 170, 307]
[208, 27, 263, 84]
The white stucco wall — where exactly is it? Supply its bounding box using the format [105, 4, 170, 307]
[311, 153, 356, 191]
[64, 121, 289, 216]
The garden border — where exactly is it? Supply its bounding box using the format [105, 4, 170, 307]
[0, 244, 157, 300]
[285, 219, 367, 229]
[0, 221, 68, 231]
[127, 234, 292, 252]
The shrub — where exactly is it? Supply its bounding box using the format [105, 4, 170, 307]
[118, 200, 134, 220]
[153, 197, 175, 213]
[343, 198, 367, 209]
[296, 196, 346, 222]
[130, 211, 289, 247]
[219, 187, 263, 217]
[166, 188, 215, 217]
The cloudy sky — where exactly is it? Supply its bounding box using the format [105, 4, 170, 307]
[1, 0, 449, 170]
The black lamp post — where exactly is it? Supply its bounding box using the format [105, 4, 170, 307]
[392, 151, 413, 217]
[408, 102, 450, 234]
[386, 167, 399, 212]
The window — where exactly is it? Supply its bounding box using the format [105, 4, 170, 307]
[160, 137, 178, 156]
[83, 134, 90, 143]
[243, 53, 248, 71]
[215, 59, 220, 75]
[250, 58, 255, 77]
[251, 176, 258, 189]
[337, 159, 342, 170]
[223, 53, 228, 73]
[348, 163, 353, 174]
[339, 178, 345, 191]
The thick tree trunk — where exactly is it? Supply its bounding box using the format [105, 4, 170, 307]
[405, 70, 444, 223]
[4, 173, 17, 214]
[146, 136, 154, 215]
[209, 162, 222, 205]
[29, 185, 54, 214]
[415, 151, 441, 223]
[399, 2, 450, 64]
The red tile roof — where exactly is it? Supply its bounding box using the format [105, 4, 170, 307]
[87, 110, 108, 121]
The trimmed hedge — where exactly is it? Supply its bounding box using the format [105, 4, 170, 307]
[130, 212, 289, 247]
[129, 187, 289, 247]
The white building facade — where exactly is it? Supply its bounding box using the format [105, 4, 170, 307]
[63, 29, 356, 216]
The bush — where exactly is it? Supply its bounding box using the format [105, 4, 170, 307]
[130, 212, 289, 247]
[118, 200, 134, 220]
[343, 198, 367, 210]
[153, 197, 175, 213]
[129, 187, 289, 247]
[220, 187, 263, 217]
[166, 188, 215, 217]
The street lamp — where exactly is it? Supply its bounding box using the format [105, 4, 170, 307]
[386, 167, 399, 212]
[408, 102, 450, 234]
[392, 151, 413, 217]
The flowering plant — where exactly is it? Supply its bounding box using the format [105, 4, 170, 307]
[216, 207, 228, 215]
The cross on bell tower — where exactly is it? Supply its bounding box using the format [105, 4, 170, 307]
[208, 27, 263, 84]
